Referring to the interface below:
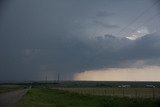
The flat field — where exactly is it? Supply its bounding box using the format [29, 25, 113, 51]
[17, 87, 160, 107]
[56, 87, 160, 98]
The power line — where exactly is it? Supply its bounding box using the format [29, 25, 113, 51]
[57, 72, 60, 82]
[115, 0, 160, 36]
[128, 13, 160, 36]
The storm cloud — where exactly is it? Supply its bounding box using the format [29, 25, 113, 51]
[0, 0, 160, 81]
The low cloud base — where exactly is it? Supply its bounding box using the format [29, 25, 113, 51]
[74, 66, 160, 81]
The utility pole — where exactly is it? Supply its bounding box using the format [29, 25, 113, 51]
[57, 73, 60, 82]
[45, 71, 48, 83]
[45, 75, 47, 82]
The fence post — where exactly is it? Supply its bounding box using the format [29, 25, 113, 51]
[153, 87, 155, 99]
[112, 88, 115, 96]
[135, 88, 138, 98]
[122, 87, 124, 97]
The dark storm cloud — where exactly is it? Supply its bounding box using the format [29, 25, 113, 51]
[0, 0, 6, 6]
[93, 20, 120, 29]
[0, 0, 10, 15]
[154, 0, 160, 9]
[0, 0, 159, 81]
[96, 11, 115, 18]
[83, 33, 160, 69]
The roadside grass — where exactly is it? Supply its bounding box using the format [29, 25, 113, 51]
[17, 87, 160, 107]
[0, 85, 24, 94]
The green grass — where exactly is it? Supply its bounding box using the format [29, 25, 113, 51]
[17, 87, 160, 107]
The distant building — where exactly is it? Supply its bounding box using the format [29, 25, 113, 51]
[145, 85, 155, 88]
[118, 85, 130, 88]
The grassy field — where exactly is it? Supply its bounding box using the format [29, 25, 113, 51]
[17, 87, 160, 107]
[55, 87, 160, 98]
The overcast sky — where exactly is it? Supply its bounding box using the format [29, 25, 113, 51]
[0, 0, 160, 81]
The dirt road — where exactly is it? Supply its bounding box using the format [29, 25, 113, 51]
[0, 89, 28, 107]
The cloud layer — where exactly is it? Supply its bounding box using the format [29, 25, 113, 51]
[0, 0, 160, 81]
